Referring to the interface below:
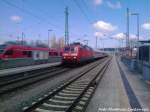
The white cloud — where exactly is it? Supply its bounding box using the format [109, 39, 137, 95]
[112, 33, 144, 41]
[142, 23, 150, 30]
[10, 15, 22, 22]
[94, 32, 104, 38]
[93, 20, 117, 32]
[112, 33, 125, 40]
[130, 34, 137, 40]
[129, 34, 142, 40]
[94, 0, 103, 5]
[107, 1, 121, 9]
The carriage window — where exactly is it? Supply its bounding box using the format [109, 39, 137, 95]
[139, 46, 149, 61]
[5, 50, 13, 55]
[28, 51, 32, 57]
[23, 51, 28, 55]
[22, 51, 32, 57]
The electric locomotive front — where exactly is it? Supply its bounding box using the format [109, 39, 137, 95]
[62, 44, 80, 63]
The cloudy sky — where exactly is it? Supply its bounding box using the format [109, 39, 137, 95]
[0, 0, 150, 48]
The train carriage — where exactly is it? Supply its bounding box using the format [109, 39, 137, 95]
[0, 44, 60, 60]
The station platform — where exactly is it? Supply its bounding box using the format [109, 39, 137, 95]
[118, 57, 150, 111]
[86, 55, 150, 112]
[0, 62, 61, 77]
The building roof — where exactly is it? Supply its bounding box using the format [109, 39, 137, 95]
[139, 40, 150, 43]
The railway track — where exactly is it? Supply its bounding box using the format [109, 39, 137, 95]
[23, 57, 111, 112]
[0, 65, 61, 85]
[0, 66, 71, 94]
[0, 58, 105, 95]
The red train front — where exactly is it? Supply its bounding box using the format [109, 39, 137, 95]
[62, 43, 94, 64]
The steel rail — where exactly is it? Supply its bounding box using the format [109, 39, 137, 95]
[22, 57, 110, 112]
[0, 67, 70, 95]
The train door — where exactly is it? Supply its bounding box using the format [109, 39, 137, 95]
[32, 51, 39, 60]
[43, 52, 49, 59]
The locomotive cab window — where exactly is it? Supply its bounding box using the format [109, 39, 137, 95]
[64, 47, 70, 52]
[71, 47, 74, 52]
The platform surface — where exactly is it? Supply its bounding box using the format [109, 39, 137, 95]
[86, 55, 130, 112]
[0, 62, 61, 77]
[118, 57, 150, 111]
[86, 55, 150, 112]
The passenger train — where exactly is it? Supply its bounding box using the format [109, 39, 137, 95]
[62, 43, 107, 64]
[0, 44, 61, 60]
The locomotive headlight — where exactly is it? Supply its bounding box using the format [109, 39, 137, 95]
[73, 56, 76, 59]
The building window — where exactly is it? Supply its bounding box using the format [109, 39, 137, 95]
[139, 46, 149, 61]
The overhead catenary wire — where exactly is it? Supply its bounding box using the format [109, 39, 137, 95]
[21, 0, 65, 29]
[72, 0, 92, 24]
[1, 0, 97, 45]
[82, 0, 92, 16]
[2, 0, 63, 31]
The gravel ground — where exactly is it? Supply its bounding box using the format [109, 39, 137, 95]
[0, 60, 101, 112]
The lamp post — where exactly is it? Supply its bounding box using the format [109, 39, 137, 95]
[21, 32, 25, 45]
[48, 29, 53, 48]
[126, 8, 130, 48]
[131, 13, 139, 42]
[95, 36, 98, 49]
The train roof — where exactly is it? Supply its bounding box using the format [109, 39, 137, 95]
[65, 43, 93, 49]
[0, 44, 50, 51]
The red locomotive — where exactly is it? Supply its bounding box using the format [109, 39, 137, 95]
[62, 43, 107, 64]
[0, 44, 60, 60]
